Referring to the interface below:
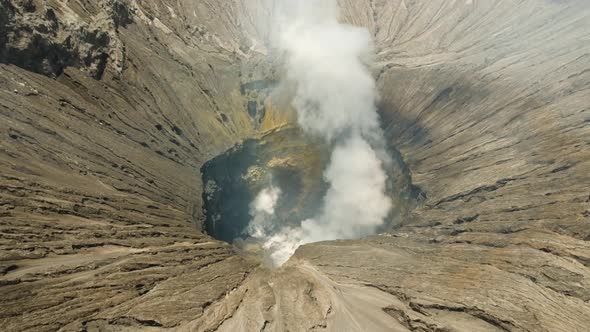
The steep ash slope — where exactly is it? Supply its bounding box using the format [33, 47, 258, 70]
[0, 0, 267, 330]
[1, 0, 589, 331]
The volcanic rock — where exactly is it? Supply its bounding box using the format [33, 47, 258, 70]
[0, 0, 589, 331]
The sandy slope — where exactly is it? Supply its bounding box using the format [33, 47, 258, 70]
[1, 0, 589, 331]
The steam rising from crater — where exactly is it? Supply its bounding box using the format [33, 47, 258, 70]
[248, 0, 392, 266]
[247, 186, 282, 238]
[276, 1, 380, 140]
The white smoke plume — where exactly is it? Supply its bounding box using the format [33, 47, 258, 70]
[247, 186, 282, 239]
[247, 0, 392, 266]
[276, 0, 380, 140]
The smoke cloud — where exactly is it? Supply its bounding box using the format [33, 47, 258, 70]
[247, 185, 282, 239]
[276, 0, 380, 140]
[247, 0, 392, 266]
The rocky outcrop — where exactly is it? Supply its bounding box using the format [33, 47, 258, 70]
[0, 0, 129, 78]
[1, 0, 589, 331]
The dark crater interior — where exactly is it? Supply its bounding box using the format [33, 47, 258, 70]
[201, 126, 423, 246]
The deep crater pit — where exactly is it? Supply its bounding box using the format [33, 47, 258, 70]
[201, 126, 422, 265]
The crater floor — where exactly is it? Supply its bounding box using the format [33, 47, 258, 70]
[201, 126, 419, 262]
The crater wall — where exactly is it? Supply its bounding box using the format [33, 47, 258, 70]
[0, 0, 589, 331]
